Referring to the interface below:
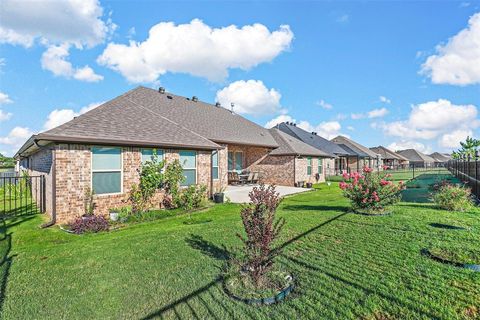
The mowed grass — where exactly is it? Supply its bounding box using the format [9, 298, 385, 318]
[1, 177, 479, 319]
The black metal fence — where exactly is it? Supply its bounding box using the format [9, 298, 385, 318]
[325, 164, 447, 180]
[446, 159, 479, 199]
[0, 175, 46, 216]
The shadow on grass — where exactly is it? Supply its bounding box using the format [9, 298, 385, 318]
[142, 212, 348, 319]
[281, 204, 349, 213]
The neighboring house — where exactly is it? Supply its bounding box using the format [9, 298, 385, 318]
[429, 152, 451, 166]
[330, 136, 380, 172]
[275, 122, 346, 175]
[15, 86, 285, 223]
[370, 146, 409, 169]
[263, 128, 331, 185]
[396, 149, 435, 168]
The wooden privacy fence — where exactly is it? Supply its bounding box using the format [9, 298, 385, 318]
[446, 159, 480, 199]
[0, 175, 46, 216]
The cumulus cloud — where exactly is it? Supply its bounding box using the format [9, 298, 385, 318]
[0, 0, 112, 81]
[387, 140, 430, 153]
[0, 127, 33, 147]
[351, 107, 389, 120]
[0, 110, 12, 122]
[0, 92, 13, 104]
[41, 44, 103, 82]
[43, 101, 103, 130]
[379, 96, 391, 104]
[378, 99, 478, 150]
[421, 12, 480, 85]
[0, 0, 114, 48]
[216, 80, 282, 115]
[98, 19, 293, 83]
[264, 114, 295, 129]
[316, 99, 333, 110]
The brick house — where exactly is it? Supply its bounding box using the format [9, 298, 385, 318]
[396, 149, 435, 168]
[370, 146, 409, 169]
[15, 86, 331, 224]
[330, 135, 381, 172]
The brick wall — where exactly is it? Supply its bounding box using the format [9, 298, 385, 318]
[253, 155, 295, 186]
[51, 144, 217, 224]
[26, 146, 53, 215]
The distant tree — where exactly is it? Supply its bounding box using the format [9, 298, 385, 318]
[456, 136, 480, 158]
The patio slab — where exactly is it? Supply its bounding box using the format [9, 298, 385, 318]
[224, 184, 313, 203]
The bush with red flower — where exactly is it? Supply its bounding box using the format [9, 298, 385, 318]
[339, 167, 405, 214]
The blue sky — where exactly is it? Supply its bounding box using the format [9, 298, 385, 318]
[1, 0, 479, 156]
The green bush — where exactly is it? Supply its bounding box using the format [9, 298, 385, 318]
[432, 184, 473, 211]
[177, 184, 208, 211]
[163, 159, 185, 208]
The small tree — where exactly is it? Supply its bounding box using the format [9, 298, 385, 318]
[237, 184, 285, 287]
[84, 187, 95, 216]
[163, 159, 185, 208]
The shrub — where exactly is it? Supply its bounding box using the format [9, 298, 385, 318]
[84, 187, 95, 216]
[432, 184, 473, 211]
[69, 215, 109, 234]
[339, 167, 404, 214]
[177, 184, 207, 211]
[138, 151, 165, 208]
[236, 184, 285, 287]
[127, 184, 146, 215]
[163, 160, 185, 208]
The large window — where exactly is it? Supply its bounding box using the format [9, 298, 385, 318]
[141, 148, 164, 164]
[307, 157, 312, 175]
[235, 152, 243, 173]
[212, 151, 219, 180]
[228, 152, 234, 171]
[180, 150, 196, 186]
[92, 147, 122, 194]
[318, 158, 323, 175]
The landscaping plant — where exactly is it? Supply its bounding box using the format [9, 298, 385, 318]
[68, 215, 110, 234]
[162, 159, 185, 208]
[339, 167, 404, 214]
[177, 184, 208, 212]
[84, 187, 95, 217]
[235, 184, 285, 288]
[432, 184, 473, 211]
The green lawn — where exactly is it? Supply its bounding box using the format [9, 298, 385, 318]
[1, 176, 479, 319]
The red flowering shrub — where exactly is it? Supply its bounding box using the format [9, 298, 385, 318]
[69, 215, 109, 234]
[340, 167, 405, 214]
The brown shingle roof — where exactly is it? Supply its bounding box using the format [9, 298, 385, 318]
[38, 89, 221, 150]
[124, 86, 278, 148]
[331, 136, 378, 158]
[429, 152, 451, 162]
[268, 128, 331, 157]
[370, 146, 409, 161]
[396, 149, 435, 162]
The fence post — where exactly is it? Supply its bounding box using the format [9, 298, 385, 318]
[476, 150, 479, 200]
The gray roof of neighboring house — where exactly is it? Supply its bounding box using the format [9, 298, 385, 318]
[429, 152, 451, 162]
[370, 146, 409, 161]
[124, 86, 278, 148]
[16, 86, 280, 157]
[330, 136, 378, 158]
[275, 122, 347, 157]
[268, 128, 331, 157]
[396, 149, 435, 162]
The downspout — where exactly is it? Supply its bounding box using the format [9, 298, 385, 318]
[41, 147, 56, 228]
[293, 156, 296, 186]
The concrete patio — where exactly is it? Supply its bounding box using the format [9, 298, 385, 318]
[224, 184, 313, 203]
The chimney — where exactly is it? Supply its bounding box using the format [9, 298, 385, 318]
[215, 102, 221, 107]
[192, 96, 198, 102]
[158, 87, 165, 94]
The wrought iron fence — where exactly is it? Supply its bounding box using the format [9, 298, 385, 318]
[0, 175, 46, 216]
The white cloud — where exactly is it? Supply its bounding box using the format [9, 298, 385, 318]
[439, 129, 473, 148]
[43, 101, 103, 130]
[336, 14, 350, 23]
[0, 110, 12, 122]
[0, 92, 13, 104]
[347, 126, 355, 131]
[216, 80, 282, 115]
[98, 19, 293, 83]
[0, 0, 114, 48]
[377, 99, 478, 150]
[41, 44, 103, 82]
[316, 99, 333, 110]
[387, 140, 430, 153]
[351, 113, 365, 120]
[421, 12, 480, 85]
[379, 96, 391, 104]
[0, 127, 33, 147]
[367, 107, 389, 118]
[264, 114, 295, 129]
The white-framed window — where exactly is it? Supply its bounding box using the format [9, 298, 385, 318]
[91, 147, 122, 195]
[318, 158, 323, 175]
[141, 148, 164, 164]
[180, 150, 196, 186]
[307, 157, 312, 175]
[212, 151, 219, 180]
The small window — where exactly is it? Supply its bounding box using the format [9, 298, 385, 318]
[318, 158, 323, 175]
[141, 149, 164, 164]
[212, 151, 219, 180]
[92, 147, 122, 194]
[307, 157, 312, 175]
[180, 150, 196, 186]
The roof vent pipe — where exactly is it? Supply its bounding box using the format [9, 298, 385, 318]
[293, 123, 297, 126]
[192, 96, 198, 102]
[158, 87, 165, 94]
[215, 102, 221, 107]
